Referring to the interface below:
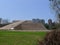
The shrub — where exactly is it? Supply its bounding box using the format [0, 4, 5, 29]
[38, 30, 60, 45]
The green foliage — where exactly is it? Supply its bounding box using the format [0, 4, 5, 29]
[0, 24, 8, 27]
[44, 23, 58, 30]
[55, 23, 60, 29]
[44, 23, 49, 29]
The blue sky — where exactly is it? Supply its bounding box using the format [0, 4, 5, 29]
[0, 0, 55, 22]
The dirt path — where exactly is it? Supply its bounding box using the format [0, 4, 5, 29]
[0, 30, 52, 32]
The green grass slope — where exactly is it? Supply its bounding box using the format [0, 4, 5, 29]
[0, 30, 47, 45]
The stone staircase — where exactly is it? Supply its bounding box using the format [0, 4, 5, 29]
[0, 21, 24, 30]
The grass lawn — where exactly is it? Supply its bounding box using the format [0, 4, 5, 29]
[0, 30, 47, 45]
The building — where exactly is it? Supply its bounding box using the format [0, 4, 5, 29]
[0, 20, 46, 30]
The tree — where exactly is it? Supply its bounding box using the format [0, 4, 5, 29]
[48, 19, 52, 29]
[49, 0, 60, 23]
[0, 18, 2, 24]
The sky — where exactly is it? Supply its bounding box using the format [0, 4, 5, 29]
[0, 0, 55, 22]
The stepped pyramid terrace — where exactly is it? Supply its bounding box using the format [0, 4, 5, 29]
[0, 20, 46, 30]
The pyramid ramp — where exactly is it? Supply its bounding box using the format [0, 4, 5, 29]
[0, 21, 25, 30]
